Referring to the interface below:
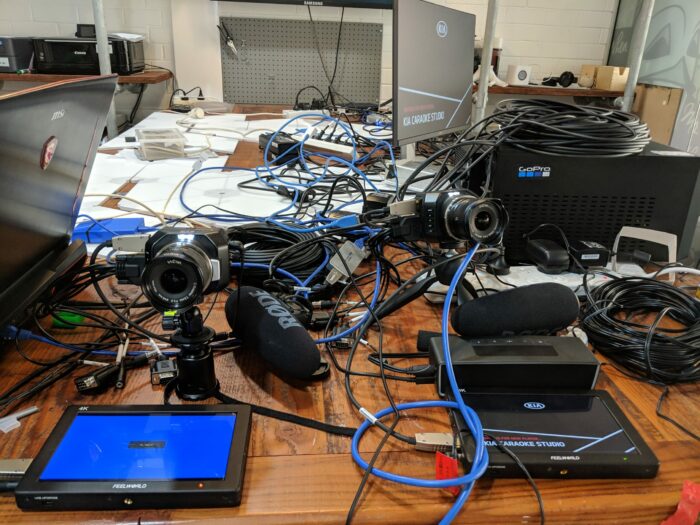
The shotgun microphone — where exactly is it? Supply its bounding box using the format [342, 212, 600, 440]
[225, 286, 322, 379]
[450, 283, 580, 337]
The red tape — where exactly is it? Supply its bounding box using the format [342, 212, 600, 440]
[435, 451, 460, 497]
[661, 480, 700, 525]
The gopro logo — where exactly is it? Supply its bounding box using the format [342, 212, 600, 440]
[524, 402, 545, 410]
[436, 21, 448, 38]
[517, 166, 551, 179]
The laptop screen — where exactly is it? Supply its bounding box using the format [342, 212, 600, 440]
[0, 76, 115, 325]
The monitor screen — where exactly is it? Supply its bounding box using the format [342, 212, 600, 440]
[393, 0, 475, 146]
[40, 414, 238, 481]
[464, 393, 640, 455]
[214, 1, 392, 7]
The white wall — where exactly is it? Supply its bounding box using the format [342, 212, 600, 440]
[0, 0, 175, 123]
[0, 0, 619, 112]
[212, 0, 620, 103]
[171, 0, 223, 101]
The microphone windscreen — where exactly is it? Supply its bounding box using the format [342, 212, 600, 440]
[450, 283, 579, 338]
[225, 286, 321, 379]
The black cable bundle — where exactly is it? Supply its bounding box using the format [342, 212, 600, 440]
[227, 223, 327, 283]
[491, 99, 651, 157]
[581, 275, 700, 384]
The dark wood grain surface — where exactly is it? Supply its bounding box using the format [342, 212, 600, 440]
[0, 69, 172, 85]
[0, 105, 697, 525]
[485, 85, 623, 97]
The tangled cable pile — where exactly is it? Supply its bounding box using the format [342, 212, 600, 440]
[581, 275, 700, 384]
[491, 99, 651, 157]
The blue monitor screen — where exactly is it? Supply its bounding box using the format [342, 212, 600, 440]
[40, 413, 237, 481]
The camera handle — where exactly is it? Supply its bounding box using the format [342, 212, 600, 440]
[166, 307, 220, 401]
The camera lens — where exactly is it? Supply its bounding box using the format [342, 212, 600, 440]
[474, 211, 492, 232]
[160, 268, 188, 295]
[142, 243, 213, 311]
[442, 194, 507, 244]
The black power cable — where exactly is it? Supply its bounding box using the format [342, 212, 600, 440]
[226, 223, 327, 284]
[581, 274, 700, 442]
[491, 99, 650, 157]
[581, 275, 700, 384]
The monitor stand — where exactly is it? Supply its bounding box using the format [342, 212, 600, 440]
[394, 143, 436, 192]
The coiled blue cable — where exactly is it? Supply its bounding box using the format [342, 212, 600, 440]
[349, 243, 488, 524]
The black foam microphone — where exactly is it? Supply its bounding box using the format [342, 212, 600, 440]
[225, 286, 321, 379]
[450, 283, 580, 338]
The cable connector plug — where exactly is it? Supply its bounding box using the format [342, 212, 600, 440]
[310, 310, 336, 329]
[359, 407, 378, 425]
[151, 356, 178, 385]
[326, 240, 367, 285]
[75, 364, 120, 393]
[414, 432, 456, 452]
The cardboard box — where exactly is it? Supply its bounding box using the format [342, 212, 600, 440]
[579, 64, 598, 88]
[632, 84, 683, 145]
[595, 66, 629, 91]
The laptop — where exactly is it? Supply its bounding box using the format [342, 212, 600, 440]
[0, 75, 117, 329]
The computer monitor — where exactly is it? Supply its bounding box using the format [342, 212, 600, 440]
[0, 76, 116, 329]
[393, 0, 475, 146]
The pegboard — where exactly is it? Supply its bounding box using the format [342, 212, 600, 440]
[219, 17, 383, 105]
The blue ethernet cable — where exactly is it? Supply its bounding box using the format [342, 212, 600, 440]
[2, 325, 177, 357]
[349, 244, 488, 524]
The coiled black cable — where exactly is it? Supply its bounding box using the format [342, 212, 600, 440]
[491, 99, 651, 157]
[581, 275, 700, 384]
[227, 223, 327, 283]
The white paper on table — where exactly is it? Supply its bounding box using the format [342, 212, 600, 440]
[84, 153, 150, 195]
[118, 157, 230, 219]
[99, 111, 245, 153]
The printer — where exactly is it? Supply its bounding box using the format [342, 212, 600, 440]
[33, 36, 144, 75]
[0, 37, 33, 73]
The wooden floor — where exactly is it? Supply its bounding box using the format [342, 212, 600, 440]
[0, 106, 698, 524]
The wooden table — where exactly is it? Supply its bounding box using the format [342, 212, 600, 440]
[0, 69, 172, 85]
[0, 106, 698, 525]
[486, 85, 623, 98]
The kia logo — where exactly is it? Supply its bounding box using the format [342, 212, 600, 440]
[524, 402, 545, 410]
[436, 21, 448, 38]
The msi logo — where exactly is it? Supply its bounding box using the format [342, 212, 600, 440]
[51, 109, 65, 121]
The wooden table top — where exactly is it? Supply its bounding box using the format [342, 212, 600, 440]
[485, 85, 623, 98]
[0, 105, 698, 525]
[0, 69, 172, 85]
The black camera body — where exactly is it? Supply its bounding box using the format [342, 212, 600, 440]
[389, 192, 507, 246]
[116, 227, 229, 312]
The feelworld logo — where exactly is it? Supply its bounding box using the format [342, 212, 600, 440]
[436, 21, 448, 38]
